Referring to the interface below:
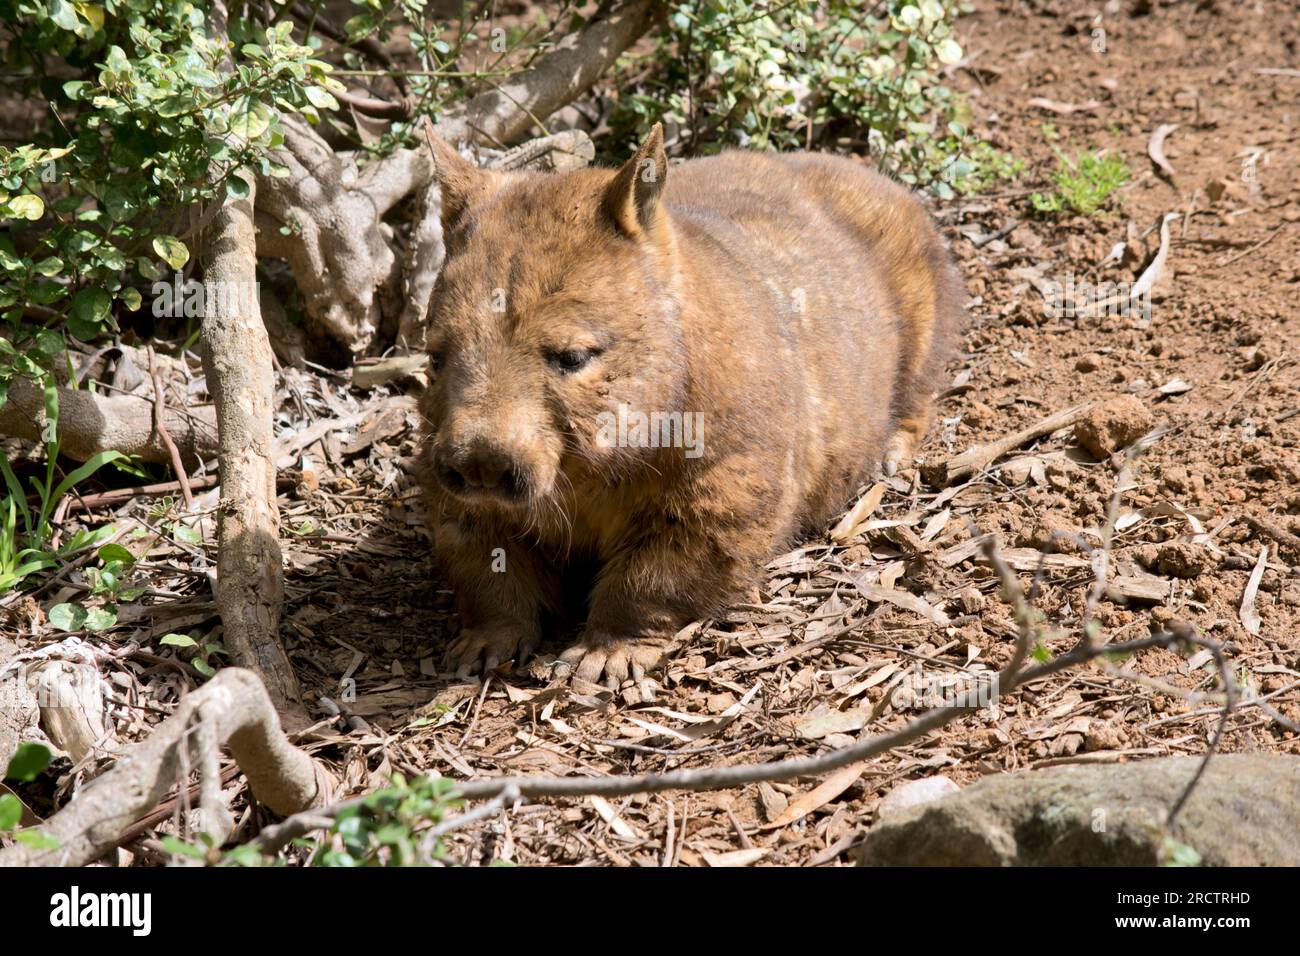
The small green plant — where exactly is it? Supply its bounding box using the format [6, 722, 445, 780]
[219, 774, 462, 866]
[1030, 149, 1131, 216]
[952, 140, 1025, 195]
[0, 380, 122, 593]
[1, 742, 60, 851]
[159, 631, 227, 678]
[45, 540, 146, 633]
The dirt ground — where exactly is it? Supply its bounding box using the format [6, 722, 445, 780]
[5, 0, 1298, 866]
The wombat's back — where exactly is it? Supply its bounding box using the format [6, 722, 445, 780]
[660, 150, 963, 535]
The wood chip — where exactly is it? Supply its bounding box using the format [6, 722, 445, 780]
[701, 848, 771, 867]
[1027, 97, 1100, 114]
[1107, 574, 1171, 604]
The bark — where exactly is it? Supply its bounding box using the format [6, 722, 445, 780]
[0, 668, 331, 867]
[200, 167, 302, 714]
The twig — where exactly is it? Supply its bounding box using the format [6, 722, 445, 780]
[149, 347, 195, 510]
[922, 402, 1096, 486]
[66, 475, 219, 513]
[1244, 514, 1300, 558]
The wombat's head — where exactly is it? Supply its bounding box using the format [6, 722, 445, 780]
[420, 125, 687, 509]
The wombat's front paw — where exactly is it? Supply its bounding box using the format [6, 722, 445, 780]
[554, 632, 670, 688]
[444, 625, 539, 677]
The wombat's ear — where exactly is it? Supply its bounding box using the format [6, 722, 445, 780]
[424, 120, 497, 231]
[604, 123, 667, 238]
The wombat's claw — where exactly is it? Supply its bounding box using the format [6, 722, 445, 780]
[554, 635, 669, 689]
[444, 626, 537, 678]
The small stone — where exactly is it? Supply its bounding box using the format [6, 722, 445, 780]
[878, 775, 960, 819]
[958, 586, 985, 613]
[1074, 395, 1155, 458]
[1075, 353, 1102, 373]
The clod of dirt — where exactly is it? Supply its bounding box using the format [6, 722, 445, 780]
[1016, 512, 1084, 552]
[1074, 353, 1102, 373]
[1073, 395, 1154, 458]
[1133, 542, 1210, 579]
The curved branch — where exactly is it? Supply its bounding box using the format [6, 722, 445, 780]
[0, 668, 331, 867]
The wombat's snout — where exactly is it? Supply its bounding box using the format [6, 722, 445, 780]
[434, 440, 526, 501]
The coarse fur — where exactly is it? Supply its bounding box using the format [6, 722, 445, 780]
[416, 125, 964, 685]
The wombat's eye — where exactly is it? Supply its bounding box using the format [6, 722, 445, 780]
[548, 347, 596, 374]
[427, 350, 445, 374]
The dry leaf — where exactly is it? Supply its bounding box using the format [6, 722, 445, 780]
[851, 577, 951, 625]
[764, 763, 865, 829]
[1147, 123, 1179, 179]
[1027, 97, 1100, 114]
[1240, 545, 1268, 636]
[830, 482, 887, 543]
[590, 796, 641, 840]
[796, 706, 872, 740]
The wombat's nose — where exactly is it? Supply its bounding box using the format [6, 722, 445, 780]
[437, 444, 521, 498]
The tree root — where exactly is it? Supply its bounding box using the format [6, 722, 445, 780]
[0, 378, 217, 466]
[0, 668, 333, 867]
[258, 0, 662, 356]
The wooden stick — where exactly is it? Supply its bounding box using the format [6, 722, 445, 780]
[922, 402, 1095, 486]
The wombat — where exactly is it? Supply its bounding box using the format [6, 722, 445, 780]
[417, 125, 963, 686]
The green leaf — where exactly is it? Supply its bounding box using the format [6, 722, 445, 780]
[5, 742, 52, 782]
[159, 632, 198, 648]
[0, 794, 21, 830]
[34, 330, 64, 357]
[82, 606, 117, 631]
[7, 195, 45, 220]
[48, 0, 82, 32]
[192, 658, 216, 678]
[304, 86, 338, 111]
[229, 98, 272, 141]
[14, 831, 60, 850]
[119, 287, 142, 311]
[172, 523, 202, 546]
[161, 836, 207, 859]
[49, 449, 124, 505]
[97, 543, 135, 565]
[48, 603, 88, 631]
[33, 256, 63, 276]
[151, 235, 189, 271]
[71, 287, 111, 336]
[226, 173, 251, 199]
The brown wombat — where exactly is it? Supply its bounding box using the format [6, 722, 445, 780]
[417, 125, 963, 685]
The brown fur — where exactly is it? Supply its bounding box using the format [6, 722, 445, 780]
[416, 126, 964, 684]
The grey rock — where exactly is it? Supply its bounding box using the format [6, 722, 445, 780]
[858, 755, 1300, 866]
